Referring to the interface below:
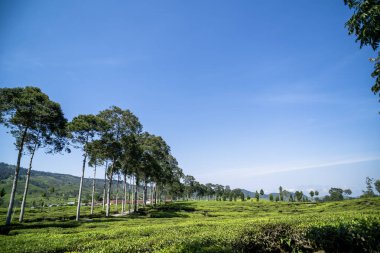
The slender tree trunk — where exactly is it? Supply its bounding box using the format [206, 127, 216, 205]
[143, 178, 147, 207]
[102, 161, 108, 210]
[154, 185, 157, 207]
[106, 170, 113, 217]
[150, 183, 154, 205]
[90, 163, 97, 215]
[134, 177, 138, 212]
[131, 176, 134, 212]
[76, 153, 87, 221]
[115, 174, 119, 213]
[128, 176, 132, 213]
[19, 141, 38, 223]
[6, 127, 28, 226]
[122, 174, 127, 213]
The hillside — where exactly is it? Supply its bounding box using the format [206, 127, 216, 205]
[0, 162, 122, 207]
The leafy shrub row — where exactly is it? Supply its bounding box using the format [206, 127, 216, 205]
[233, 218, 380, 253]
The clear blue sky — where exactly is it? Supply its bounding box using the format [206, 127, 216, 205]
[1, 0, 379, 196]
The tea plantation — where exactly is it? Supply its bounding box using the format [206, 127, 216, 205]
[0, 198, 379, 252]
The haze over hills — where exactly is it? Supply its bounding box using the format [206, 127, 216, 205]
[3, 160, 378, 208]
[0, 162, 268, 207]
[0, 162, 119, 207]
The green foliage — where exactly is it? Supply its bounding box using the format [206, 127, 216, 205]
[344, 0, 380, 96]
[327, 187, 344, 201]
[375, 179, 380, 194]
[255, 191, 260, 202]
[362, 177, 375, 197]
[0, 188, 5, 198]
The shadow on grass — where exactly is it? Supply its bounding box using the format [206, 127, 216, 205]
[125, 202, 198, 219]
[0, 221, 81, 235]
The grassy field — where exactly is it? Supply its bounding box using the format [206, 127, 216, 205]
[0, 198, 379, 252]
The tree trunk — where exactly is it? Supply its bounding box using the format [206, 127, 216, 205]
[76, 153, 87, 221]
[134, 177, 138, 212]
[19, 141, 38, 223]
[102, 161, 108, 210]
[128, 176, 132, 213]
[154, 185, 157, 207]
[143, 178, 147, 207]
[150, 183, 154, 205]
[106, 171, 113, 217]
[90, 163, 97, 215]
[122, 174, 127, 213]
[115, 173, 119, 213]
[6, 127, 28, 226]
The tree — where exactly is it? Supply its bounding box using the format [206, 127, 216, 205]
[279, 186, 283, 201]
[19, 110, 68, 223]
[260, 189, 264, 196]
[344, 0, 380, 99]
[375, 179, 380, 194]
[68, 114, 105, 221]
[269, 194, 274, 201]
[294, 191, 303, 202]
[255, 190, 260, 202]
[362, 177, 375, 197]
[309, 190, 315, 200]
[328, 188, 344, 201]
[98, 106, 142, 216]
[87, 139, 106, 215]
[343, 189, 352, 197]
[0, 86, 67, 225]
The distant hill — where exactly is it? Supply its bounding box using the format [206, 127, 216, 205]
[0, 162, 123, 207]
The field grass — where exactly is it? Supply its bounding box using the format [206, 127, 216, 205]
[0, 198, 379, 252]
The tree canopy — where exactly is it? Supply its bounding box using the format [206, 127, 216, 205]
[344, 0, 380, 97]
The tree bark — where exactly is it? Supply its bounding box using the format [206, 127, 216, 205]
[122, 174, 127, 213]
[128, 176, 132, 213]
[115, 173, 119, 213]
[143, 178, 147, 207]
[102, 161, 108, 210]
[134, 177, 138, 212]
[154, 185, 157, 207]
[19, 143, 36, 222]
[76, 153, 87, 221]
[90, 163, 97, 215]
[6, 127, 28, 226]
[19, 141, 38, 223]
[106, 170, 113, 217]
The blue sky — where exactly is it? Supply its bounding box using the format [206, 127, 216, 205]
[1, 0, 379, 196]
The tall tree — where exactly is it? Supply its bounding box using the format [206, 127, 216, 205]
[0, 86, 67, 225]
[344, 0, 380, 99]
[87, 139, 106, 215]
[255, 190, 260, 202]
[19, 106, 69, 222]
[309, 190, 315, 201]
[68, 114, 105, 221]
[98, 106, 142, 216]
[375, 179, 380, 194]
[362, 176, 375, 197]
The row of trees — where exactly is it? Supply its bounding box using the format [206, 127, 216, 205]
[0, 87, 188, 225]
[0, 86, 249, 225]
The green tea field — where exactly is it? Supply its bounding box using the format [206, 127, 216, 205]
[1, 198, 379, 253]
